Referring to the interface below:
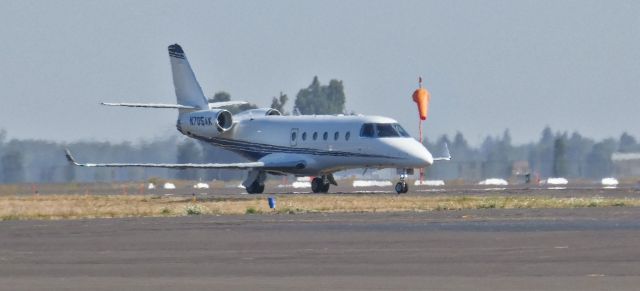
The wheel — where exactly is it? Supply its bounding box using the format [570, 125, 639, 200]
[321, 182, 330, 193]
[395, 182, 405, 194]
[402, 183, 409, 193]
[311, 177, 323, 193]
[246, 181, 264, 194]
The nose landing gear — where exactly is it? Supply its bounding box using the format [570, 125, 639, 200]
[395, 169, 411, 194]
[395, 181, 409, 194]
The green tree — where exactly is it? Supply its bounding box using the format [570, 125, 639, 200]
[552, 134, 568, 177]
[618, 132, 638, 153]
[585, 139, 616, 179]
[294, 76, 346, 115]
[210, 91, 231, 102]
[530, 126, 555, 177]
[176, 140, 203, 180]
[270, 92, 289, 115]
[481, 134, 510, 179]
[1, 148, 25, 183]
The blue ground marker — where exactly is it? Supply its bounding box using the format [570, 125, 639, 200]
[267, 197, 276, 209]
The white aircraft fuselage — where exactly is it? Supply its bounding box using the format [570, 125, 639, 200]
[178, 113, 434, 176]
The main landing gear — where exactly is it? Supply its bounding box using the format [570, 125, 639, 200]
[245, 180, 265, 194]
[243, 170, 266, 194]
[395, 169, 410, 194]
[311, 174, 338, 193]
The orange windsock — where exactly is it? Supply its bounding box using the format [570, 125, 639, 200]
[412, 77, 430, 120]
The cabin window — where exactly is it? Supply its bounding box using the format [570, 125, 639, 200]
[323, 132, 328, 141]
[313, 132, 318, 141]
[302, 132, 307, 141]
[345, 131, 351, 141]
[360, 123, 375, 138]
[334, 132, 339, 140]
[291, 131, 297, 141]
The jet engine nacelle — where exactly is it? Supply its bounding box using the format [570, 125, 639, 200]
[177, 109, 233, 138]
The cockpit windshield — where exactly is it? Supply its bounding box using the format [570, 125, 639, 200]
[392, 123, 410, 137]
[376, 124, 399, 137]
[359, 123, 411, 138]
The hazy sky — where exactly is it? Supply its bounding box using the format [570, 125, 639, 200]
[0, 0, 638, 145]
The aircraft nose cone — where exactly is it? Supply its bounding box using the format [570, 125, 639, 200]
[413, 146, 433, 166]
[422, 149, 434, 165]
[405, 140, 433, 167]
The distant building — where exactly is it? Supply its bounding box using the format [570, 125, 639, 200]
[612, 152, 640, 178]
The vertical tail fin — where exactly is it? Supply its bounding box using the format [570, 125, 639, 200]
[168, 44, 208, 110]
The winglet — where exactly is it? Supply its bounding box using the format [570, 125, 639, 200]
[433, 143, 452, 161]
[65, 149, 80, 166]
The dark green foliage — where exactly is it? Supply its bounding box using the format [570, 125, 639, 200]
[426, 127, 629, 181]
[1, 147, 25, 183]
[176, 140, 203, 180]
[270, 92, 289, 115]
[294, 76, 346, 115]
[479, 130, 512, 179]
[210, 91, 231, 102]
[618, 132, 639, 153]
[553, 135, 568, 177]
[585, 139, 616, 179]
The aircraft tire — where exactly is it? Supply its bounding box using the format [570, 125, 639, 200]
[311, 177, 323, 193]
[246, 181, 263, 194]
[321, 183, 330, 193]
[395, 182, 405, 194]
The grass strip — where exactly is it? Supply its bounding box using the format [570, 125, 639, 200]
[0, 194, 636, 221]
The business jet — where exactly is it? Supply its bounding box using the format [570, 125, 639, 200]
[65, 44, 450, 194]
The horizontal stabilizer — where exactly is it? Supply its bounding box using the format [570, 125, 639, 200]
[101, 101, 249, 110]
[101, 102, 198, 109]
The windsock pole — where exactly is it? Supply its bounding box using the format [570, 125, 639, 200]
[412, 76, 429, 185]
[419, 121, 424, 184]
[418, 77, 424, 184]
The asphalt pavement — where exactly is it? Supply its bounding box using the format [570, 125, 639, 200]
[1, 207, 640, 290]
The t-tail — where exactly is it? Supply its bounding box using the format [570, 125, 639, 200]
[168, 44, 208, 112]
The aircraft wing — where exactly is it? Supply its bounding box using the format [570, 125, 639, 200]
[65, 150, 306, 170]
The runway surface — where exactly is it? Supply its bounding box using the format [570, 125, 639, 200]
[2, 207, 640, 290]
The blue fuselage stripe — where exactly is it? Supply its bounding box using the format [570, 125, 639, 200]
[191, 135, 397, 160]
